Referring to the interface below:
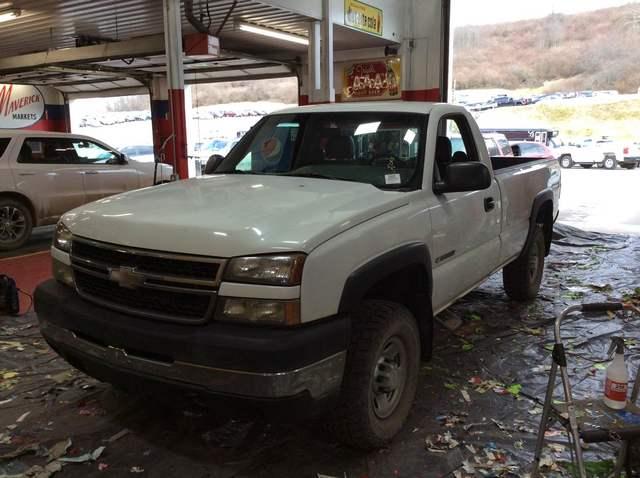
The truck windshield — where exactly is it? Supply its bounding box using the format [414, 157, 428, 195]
[216, 112, 427, 189]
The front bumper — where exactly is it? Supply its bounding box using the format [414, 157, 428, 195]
[35, 280, 348, 402]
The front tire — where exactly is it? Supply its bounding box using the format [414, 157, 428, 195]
[603, 156, 617, 170]
[503, 226, 545, 301]
[559, 155, 573, 168]
[0, 198, 33, 251]
[329, 300, 420, 449]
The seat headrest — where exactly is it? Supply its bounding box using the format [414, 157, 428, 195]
[436, 136, 452, 165]
[326, 135, 354, 161]
[452, 150, 468, 162]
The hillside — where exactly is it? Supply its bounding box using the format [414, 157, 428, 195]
[453, 3, 640, 93]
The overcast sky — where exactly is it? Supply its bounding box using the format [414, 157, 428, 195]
[452, 0, 639, 26]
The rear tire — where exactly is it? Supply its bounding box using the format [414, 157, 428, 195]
[328, 300, 420, 449]
[0, 198, 33, 252]
[559, 155, 573, 168]
[503, 226, 545, 301]
[603, 156, 617, 170]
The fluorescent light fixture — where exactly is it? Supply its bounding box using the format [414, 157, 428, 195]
[354, 121, 381, 136]
[0, 8, 21, 23]
[237, 22, 308, 46]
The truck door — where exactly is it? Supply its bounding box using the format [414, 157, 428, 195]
[71, 138, 139, 202]
[428, 115, 502, 312]
[14, 137, 87, 223]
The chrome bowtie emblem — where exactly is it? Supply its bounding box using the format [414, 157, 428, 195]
[108, 266, 145, 289]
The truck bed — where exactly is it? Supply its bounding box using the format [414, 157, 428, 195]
[490, 156, 555, 170]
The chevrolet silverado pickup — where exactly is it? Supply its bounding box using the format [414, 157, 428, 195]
[35, 102, 561, 449]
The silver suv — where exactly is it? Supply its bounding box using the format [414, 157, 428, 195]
[0, 131, 173, 250]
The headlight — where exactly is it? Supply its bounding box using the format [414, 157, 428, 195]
[217, 298, 300, 326]
[53, 221, 72, 252]
[224, 254, 305, 286]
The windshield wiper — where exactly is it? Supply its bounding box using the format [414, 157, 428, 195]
[286, 172, 349, 181]
[217, 170, 260, 174]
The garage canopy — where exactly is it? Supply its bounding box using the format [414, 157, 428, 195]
[0, 0, 321, 95]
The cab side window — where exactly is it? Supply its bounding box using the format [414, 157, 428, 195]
[434, 116, 479, 181]
[18, 138, 77, 164]
[72, 140, 119, 164]
[0, 138, 10, 159]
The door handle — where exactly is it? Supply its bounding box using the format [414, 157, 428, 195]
[18, 173, 36, 176]
[83, 171, 99, 175]
[484, 197, 495, 212]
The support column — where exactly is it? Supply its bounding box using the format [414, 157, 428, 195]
[163, 0, 188, 179]
[150, 76, 173, 165]
[318, 0, 335, 103]
[306, 21, 321, 104]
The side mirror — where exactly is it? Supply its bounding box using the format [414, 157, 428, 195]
[434, 162, 492, 194]
[119, 153, 128, 164]
[203, 154, 225, 175]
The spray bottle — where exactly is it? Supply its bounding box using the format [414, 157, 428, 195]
[603, 337, 628, 410]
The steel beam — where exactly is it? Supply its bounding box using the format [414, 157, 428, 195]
[0, 35, 166, 74]
[185, 72, 296, 84]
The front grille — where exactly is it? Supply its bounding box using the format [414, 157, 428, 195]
[74, 271, 212, 321]
[72, 240, 220, 281]
[70, 237, 225, 324]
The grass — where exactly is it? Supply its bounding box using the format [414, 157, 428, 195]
[478, 97, 640, 141]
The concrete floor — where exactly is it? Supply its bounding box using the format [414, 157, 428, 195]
[558, 167, 640, 236]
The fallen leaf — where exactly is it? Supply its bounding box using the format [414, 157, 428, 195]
[47, 439, 72, 462]
[106, 429, 130, 443]
[461, 389, 471, 403]
[59, 445, 105, 463]
[16, 411, 30, 423]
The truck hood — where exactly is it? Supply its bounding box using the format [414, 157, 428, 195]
[62, 174, 409, 257]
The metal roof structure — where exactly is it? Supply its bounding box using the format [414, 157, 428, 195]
[0, 0, 396, 96]
[0, 0, 319, 95]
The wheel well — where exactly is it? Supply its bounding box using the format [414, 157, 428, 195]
[535, 200, 553, 255]
[363, 264, 433, 359]
[0, 192, 36, 224]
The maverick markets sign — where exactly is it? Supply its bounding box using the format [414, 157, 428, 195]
[0, 84, 45, 129]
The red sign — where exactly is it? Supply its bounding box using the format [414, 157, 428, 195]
[0, 84, 45, 128]
[342, 58, 401, 101]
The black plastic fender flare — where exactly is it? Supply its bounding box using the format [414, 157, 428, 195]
[338, 242, 433, 315]
[520, 189, 554, 258]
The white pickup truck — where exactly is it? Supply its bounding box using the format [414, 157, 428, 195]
[0, 131, 174, 250]
[35, 102, 560, 449]
[554, 138, 621, 170]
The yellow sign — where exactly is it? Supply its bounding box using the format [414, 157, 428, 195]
[344, 0, 383, 36]
[342, 57, 401, 101]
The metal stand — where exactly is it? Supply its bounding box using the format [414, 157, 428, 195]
[531, 302, 640, 478]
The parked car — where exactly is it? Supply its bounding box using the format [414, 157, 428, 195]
[0, 131, 174, 250]
[196, 138, 238, 162]
[492, 94, 515, 107]
[620, 142, 640, 169]
[554, 139, 621, 169]
[119, 144, 155, 162]
[36, 102, 560, 449]
[510, 141, 555, 160]
[483, 132, 512, 156]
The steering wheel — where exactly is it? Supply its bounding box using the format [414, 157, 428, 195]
[370, 154, 400, 166]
